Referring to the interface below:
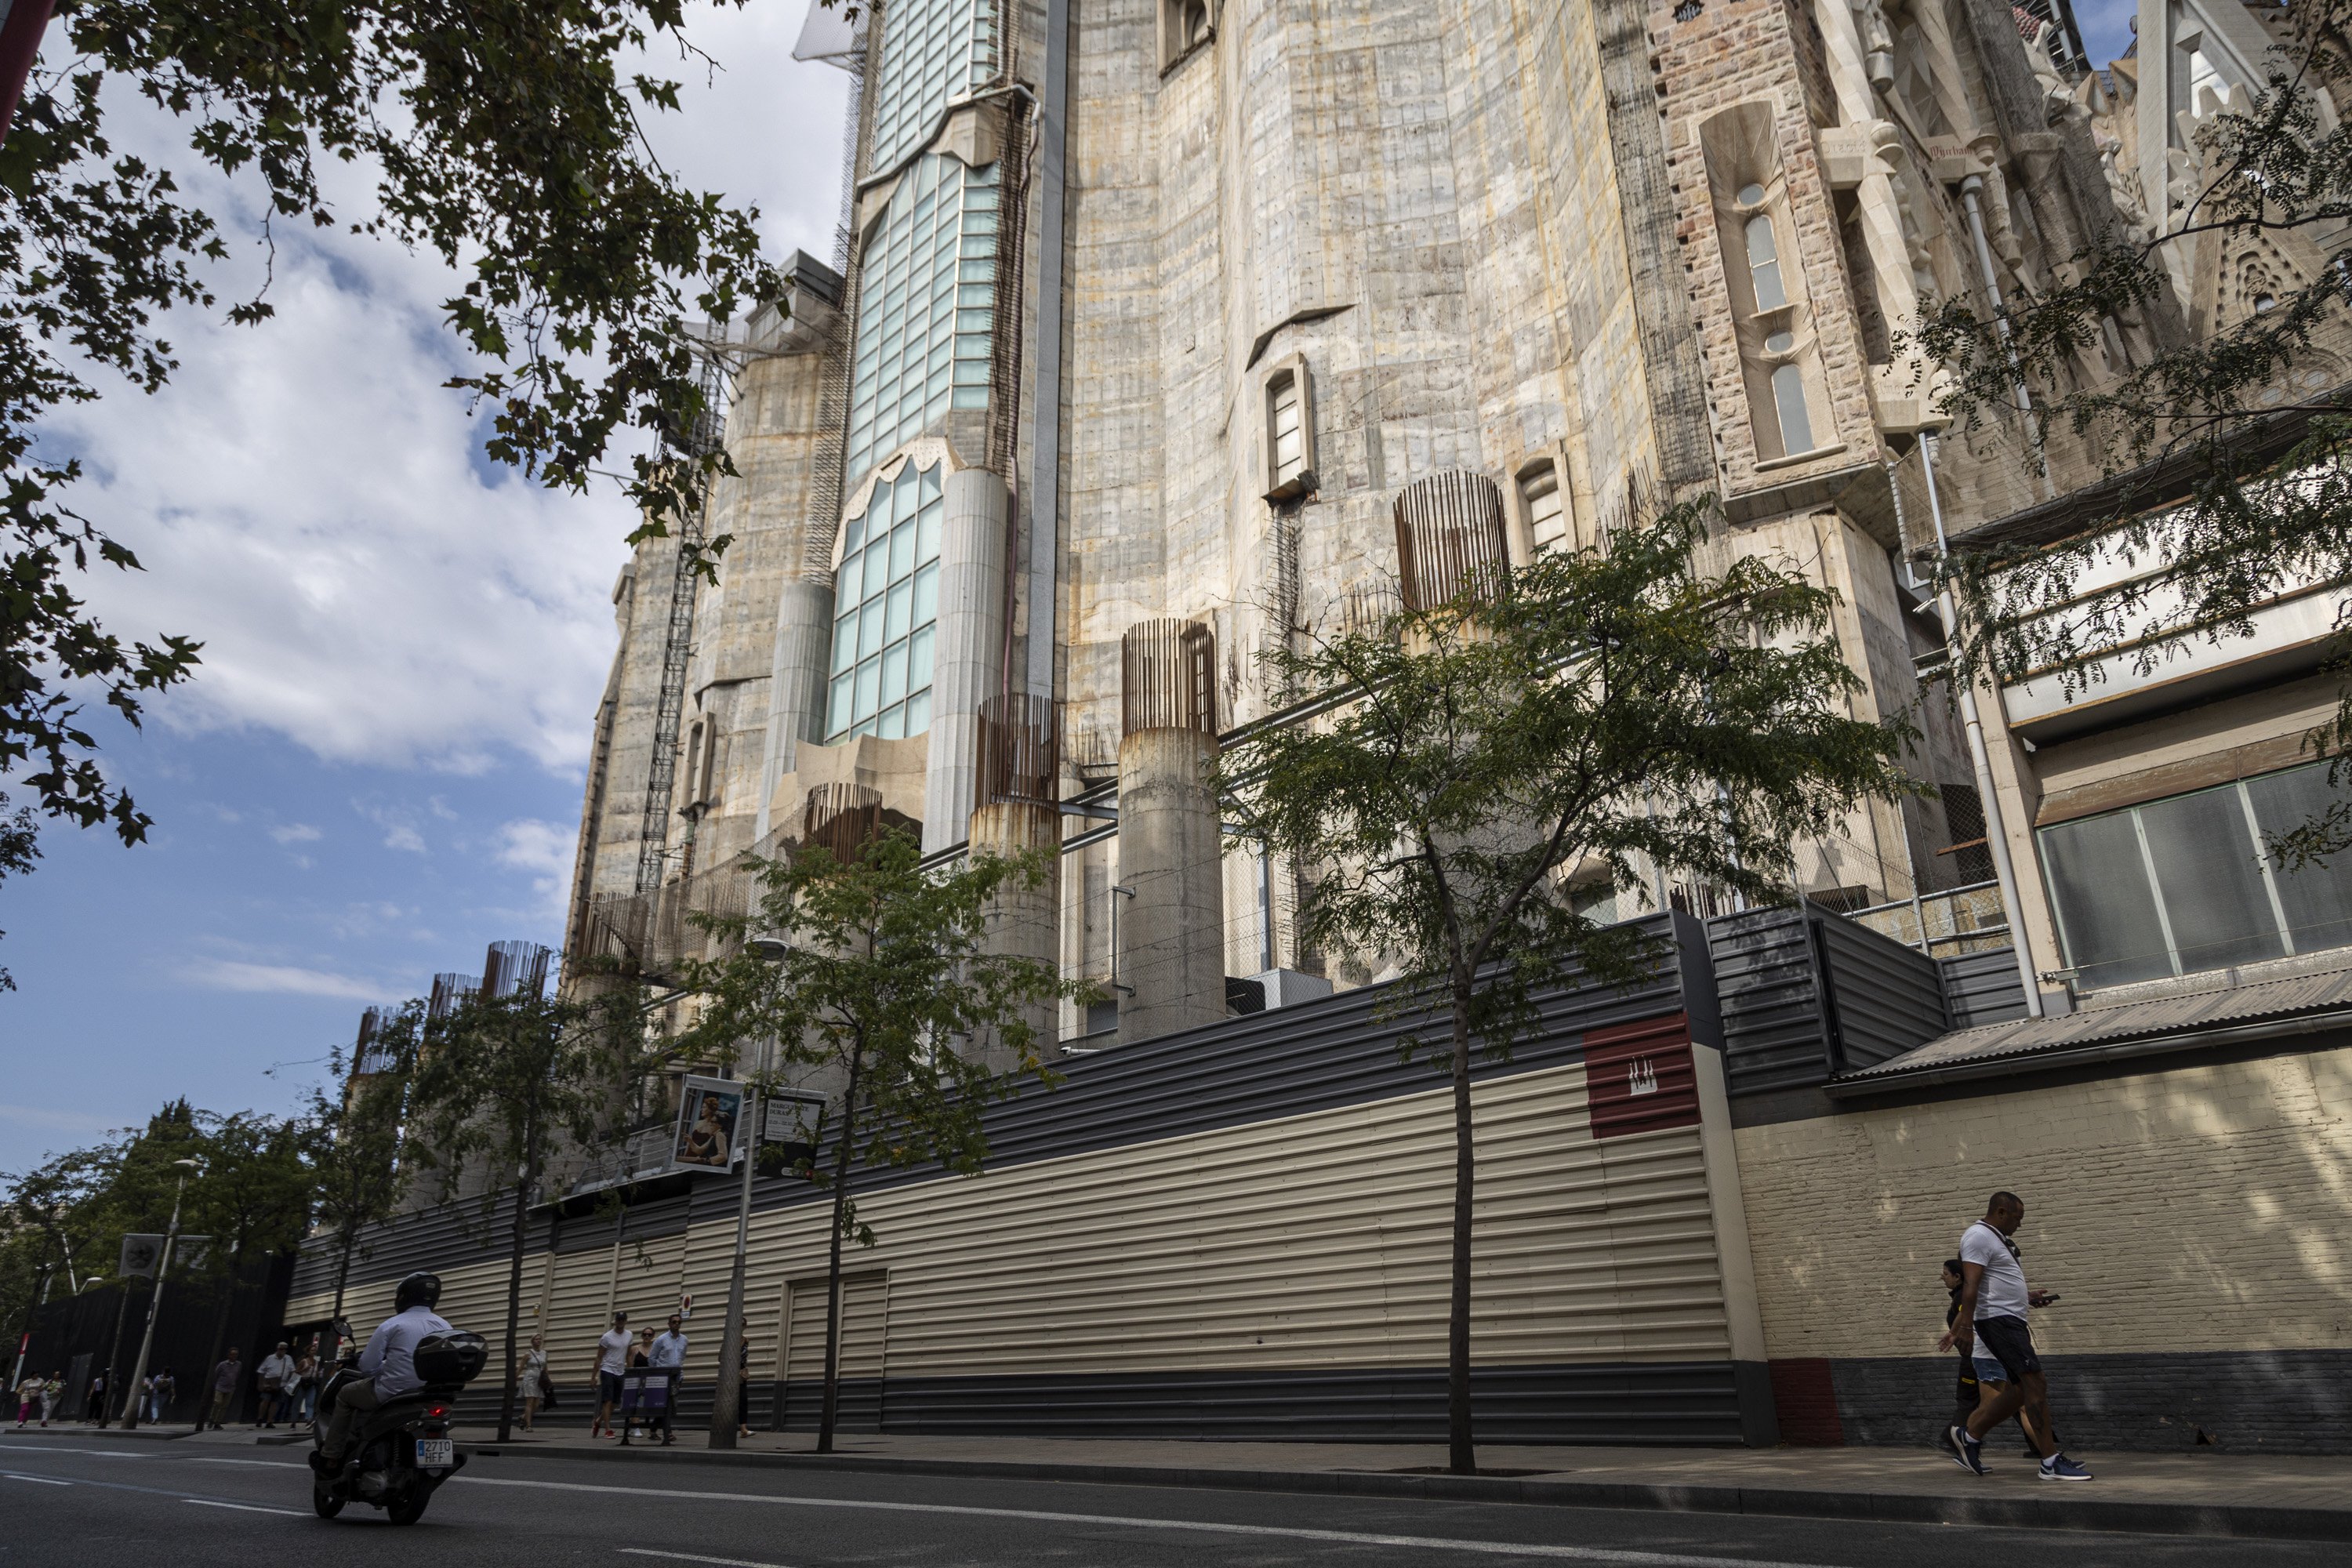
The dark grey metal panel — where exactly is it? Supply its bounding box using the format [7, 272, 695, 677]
[1813, 911, 1947, 1071]
[1708, 907, 1831, 1096]
[289, 1192, 556, 1304]
[1940, 946, 2031, 1029]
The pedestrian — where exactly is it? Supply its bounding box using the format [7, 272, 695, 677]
[206, 1346, 241, 1430]
[39, 1371, 62, 1426]
[13, 1371, 39, 1426]
[149, 1367, 176, 1425]
[292, 1345, 320, 1426]
[590, 1311, 630, 1439]
[518, 1333, 548, 1432]
[1940, 1258, 1979, 1435]
[85, 1367, 107, 1424]
[736, 1333, 753, 1440]
[647, 1316, 688, 1447]
[620, 1327, 655, 1442]
[1939, 1190, 2091, 1482]
[255, 1341, 296, 1428]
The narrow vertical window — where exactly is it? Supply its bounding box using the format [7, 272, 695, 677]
[1517, 462, 1565, 553]
[1745, 212, 1787, 310]
[1770, 365, 1814, 456]
[1269, 372, 1304, 488]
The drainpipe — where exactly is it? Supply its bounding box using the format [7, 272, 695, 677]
[1918, 433, 2045, 1018]
[1958, 172, 2053, 500]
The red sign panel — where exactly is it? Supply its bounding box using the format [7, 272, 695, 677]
[1582, 1012, 1700, 1140]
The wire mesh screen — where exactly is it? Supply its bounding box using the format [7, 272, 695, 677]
[978, 691, 1061, 804]
[1121, 619, 1218, 737]
[482, 940, 551, 1000]
[427, 972, 480, 1019]
[985, 93, 1031, 480]
[1393, 470, 1509, 611]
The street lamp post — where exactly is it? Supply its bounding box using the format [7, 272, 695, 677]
[708, 1078, 759, 1450]
[9, 1263, 55, 1389]
[118, 1157, 201, 1430]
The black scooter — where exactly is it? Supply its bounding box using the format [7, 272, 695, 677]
[308, 1321, 487, 1525]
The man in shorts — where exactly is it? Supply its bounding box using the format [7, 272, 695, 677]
[590, 1312, 631, 1439]
[1939, 1190, 2091, 1481]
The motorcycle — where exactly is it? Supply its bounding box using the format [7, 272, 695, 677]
[308, 1320, 488, 1525]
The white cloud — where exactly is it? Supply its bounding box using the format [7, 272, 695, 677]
[45, 10, 849, 780]
[495, 818, 578, 925]
[270, 822, 322, 844]
[180, 960, 386, 1000]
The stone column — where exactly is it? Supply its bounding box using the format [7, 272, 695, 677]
[966, 691, 1064, 1069]
[1116, 619, 1224, 1045]
[758, 574, 837, 837]
[924, 467, 1010, 854]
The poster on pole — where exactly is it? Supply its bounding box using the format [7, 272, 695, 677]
[670, 1075, 745, 1172]
[120, 1234, 165, 1279]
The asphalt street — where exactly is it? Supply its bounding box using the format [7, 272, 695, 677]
[0, 1441, 2335, 1566]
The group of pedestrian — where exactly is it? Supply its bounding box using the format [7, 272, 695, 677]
[578, 1309, 754, 1444]
[1935, 1189, 2092, 1483]
[11, 1370, 62, 1427]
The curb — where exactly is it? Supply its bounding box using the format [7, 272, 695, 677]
[451, 1440, 2352, 1545]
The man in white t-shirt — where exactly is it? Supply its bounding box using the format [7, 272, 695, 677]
[590, 1311, 632, 1439]
[1937, 1191, 2090, 1481]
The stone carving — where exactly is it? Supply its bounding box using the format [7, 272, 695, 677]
[1853, 0, 1895, 90]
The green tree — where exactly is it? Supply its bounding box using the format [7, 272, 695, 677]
[0, 806, 35, 992]
[2, 1, 781, 860]
[176, 1109, 313, 1425]
[1221, 503, 1914, 1474]
[680, 829, 1074, 1454]
[405, 985, 634, 1443]
[1914, 2, 2352, 866]
[305, 1018, 416, 1327]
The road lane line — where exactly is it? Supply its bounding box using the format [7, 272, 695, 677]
[184, 1497, 307, 1517]
[621, 1549, 797, 1568]
[456, 1475, 1834, 1567]
[3, 1472, 73, 1484]
[191, 1457, 310, 1468]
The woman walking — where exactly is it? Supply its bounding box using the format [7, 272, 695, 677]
[518, 1334, 548, 1432]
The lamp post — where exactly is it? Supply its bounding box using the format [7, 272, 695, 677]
[118, 1157, 201, 1429]
[9, 1263, 55, 1389]
[710, 931, 804, 1450]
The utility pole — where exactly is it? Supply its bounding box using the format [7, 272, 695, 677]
[119, 1158, 201, 1429]
[9, 1263, 54, 1388]
[708, 1083, 758, 1450]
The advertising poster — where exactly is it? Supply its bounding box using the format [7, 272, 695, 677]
[671, 1075, 744, 1171]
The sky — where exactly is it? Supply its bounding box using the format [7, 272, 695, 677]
[0, 4, 851, 1173]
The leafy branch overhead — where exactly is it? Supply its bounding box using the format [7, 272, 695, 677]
[1, 0, 781, 844]
[1910, 1, 2352, 865]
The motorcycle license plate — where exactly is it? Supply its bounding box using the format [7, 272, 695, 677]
[415, 1439, 455, 1468]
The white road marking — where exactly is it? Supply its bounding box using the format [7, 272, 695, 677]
[183, 1497, 306, 1517]
[190, 1457, 310, 1469]
[458, 1475, 1834, 1567]
[621, 1550, 797, 1568]
[3, 1472, 72, 1485]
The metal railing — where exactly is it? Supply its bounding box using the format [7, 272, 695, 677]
[1846, 879, 2013, 956]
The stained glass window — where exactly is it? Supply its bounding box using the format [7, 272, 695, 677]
[844, 155, 998, 487]
[826, 461, 945, 742]
[867, 0, 997, 175]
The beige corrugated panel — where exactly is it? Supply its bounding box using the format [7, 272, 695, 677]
[785, 1272, 887, 1381]
[731, 1059, 1729, 1380]
[543, 1242, 624, 1379]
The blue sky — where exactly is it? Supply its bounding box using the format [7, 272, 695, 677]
[2075, 0, 2138, 68]
[0, 4, 848, 1172]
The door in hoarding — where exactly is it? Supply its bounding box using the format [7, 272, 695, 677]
[784, 1271, 887, 1431]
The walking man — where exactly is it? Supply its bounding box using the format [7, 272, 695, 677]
[255, 1341, 296, 1428]
[646, 1314, 688, 1446]
[1940, 1191, 2091, 1481]
[206, 1346, 242, 1429]
[590, 1312, 631, 1439]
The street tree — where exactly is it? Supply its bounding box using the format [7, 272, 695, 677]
[2, 1, 781, 866]
[405, 985, 635, 1443]
[0, 806, 34, 993]
[305, 1016, 416, 1327]
[1915, 1, 2352, 866]
[680, 829, 1073, 1454]
[182, 1109, 314, 1423]
[1221, 502, 1915, 1474]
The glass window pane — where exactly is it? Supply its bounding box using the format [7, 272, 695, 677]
[826, 671, 854, 737]
[2245, 764, 2352, 955]
[885, 579, 913, 643]
[854, 656, 881, 721]
[881, 641, 909, 706]
[912, 560, 939, 626]
[1771, 365, 1814, 455]
[832, 614, 857, 674]
[858, 601, 884, 660]
[889, 522, 916, 582]
[951, 386, 991, 410]
[862, 543, 889, 600]
[903, 686, 931, 737]
[2140, 786, 2284, 972]
[2040, 811, 2173, 989]
[1747, 214, 1787, 310]
[907, 625, 935, 692]
[843, 510, 866, 556]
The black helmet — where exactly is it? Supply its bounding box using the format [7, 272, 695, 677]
[394, 1272, 442, 1312]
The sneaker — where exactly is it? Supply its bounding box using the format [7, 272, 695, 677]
[1944, 1425, 1987, 1475]
[2039, 1454, 2092, 1482]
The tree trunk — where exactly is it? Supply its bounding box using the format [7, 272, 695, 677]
[817, 1047, 863, 1457]
[1446, 978, 1477, 1475]
[498, 1110, 539, 1443]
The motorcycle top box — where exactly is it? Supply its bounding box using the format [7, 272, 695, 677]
[413, 1330, 488, 1388]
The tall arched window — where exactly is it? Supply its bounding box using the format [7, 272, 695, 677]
[1770, 365, 1814, 456]
[1740, 193, 1788, 311]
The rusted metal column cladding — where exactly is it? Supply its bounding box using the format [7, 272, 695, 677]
[1116, 620, 1223, 1046]
[1394, 470, 1511, 612]
[967, 692, 1063, 1069]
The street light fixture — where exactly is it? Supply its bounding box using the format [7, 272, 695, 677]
[118, 1156, 201, 1430]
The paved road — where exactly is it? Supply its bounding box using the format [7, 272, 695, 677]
[0, 1441, 2334, 1566]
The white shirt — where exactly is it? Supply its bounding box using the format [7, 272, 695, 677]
[1959, 1220, 2031, 1323]
[256, 1352, 295, 1388]
[648, 1330, 688, 1370]
[596, 1329, 633, 1376]
[358, 1305, 455, 1400]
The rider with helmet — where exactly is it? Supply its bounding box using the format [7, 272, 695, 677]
[320, 1272, 451, 1466]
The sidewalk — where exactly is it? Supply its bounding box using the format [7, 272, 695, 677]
[434, 1426, 2352, 1544]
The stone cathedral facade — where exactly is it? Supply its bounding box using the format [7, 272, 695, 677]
[566, 0, 2166, 1030]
